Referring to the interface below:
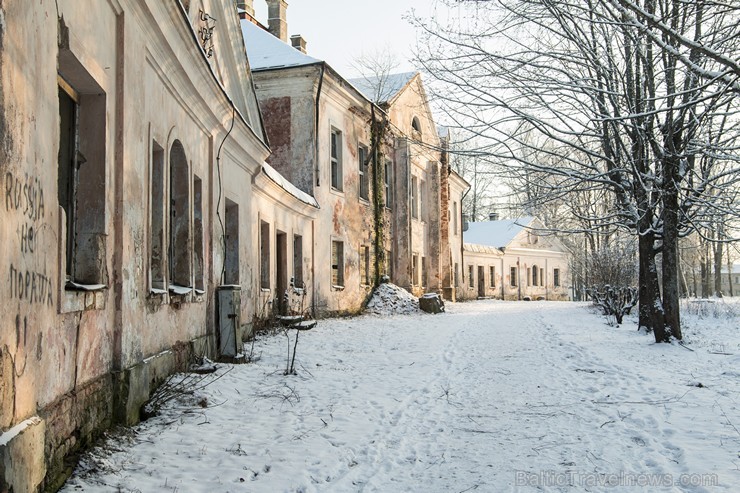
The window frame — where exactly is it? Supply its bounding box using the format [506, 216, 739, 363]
[330, 128, 343, 191]
[331, 240, 345, 288]
[358, 144, 369, 201]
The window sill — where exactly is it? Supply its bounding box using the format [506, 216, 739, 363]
[330, 187, 344, 197]
[61, 286, 107, 313]
[359, 197, 370, 205]
[332, 285, 345, 291]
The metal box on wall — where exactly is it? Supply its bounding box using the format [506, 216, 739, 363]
[217, 285, 241, 358]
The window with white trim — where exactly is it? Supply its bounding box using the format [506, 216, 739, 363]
[331, 128, 342, 191]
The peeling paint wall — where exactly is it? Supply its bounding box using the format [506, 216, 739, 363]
[0, 0, 275, 489]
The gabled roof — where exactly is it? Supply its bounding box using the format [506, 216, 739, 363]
[347, 71, 417, 104]
[241, 19, 321, 71]
[464, 217, 536, 249]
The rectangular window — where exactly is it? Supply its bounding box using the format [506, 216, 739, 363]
[412, 254, 419, 286]
[293, 234, 303, 287]
[359, 145, 369, 200]
[422, 256, 428, 287]
[57, 71, 107, 286]
[384, 160, 393, 208]
[454, 263, 459, 287]
[332, 240, 344, 287]
[360, 245, 371, 285]
[224, 199, 239, 285]
[331, 128, 342, 191]
[411, 176, 418, 219]
[490, 266, 496, 288]
[510, 266, 518, 287]
[385, 249, 393, 279]
[527, 267, 532, 287]
[150, 140, 165, 290]
[193, 176, 204, 291]
[553, 268, 560, 288]
[468, 265, 474, 288]
[260, 221, 270, 289]
[540, 268, 545, 287]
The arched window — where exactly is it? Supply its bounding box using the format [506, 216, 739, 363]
[532, 264, 539, 286]
[411, 116, 421, 136]
[170, 140, 191, 287]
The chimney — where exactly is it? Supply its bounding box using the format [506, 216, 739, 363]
[236, 0, 254, 19]
[488, 212, 499, 221]
[290, 34, 307, 54]
[266, 0, 288, 42]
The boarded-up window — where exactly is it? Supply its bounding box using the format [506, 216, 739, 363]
[422, 256, 428, 287]
[454, 263, 459, 287]
[468, 265, 474, 288]
[332, 240, 344, 287]
[490, 266, 496, 288]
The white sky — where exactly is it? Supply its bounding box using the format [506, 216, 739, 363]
[252, 0, 439, 78]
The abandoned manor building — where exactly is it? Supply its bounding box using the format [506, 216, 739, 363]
[0, 0, 568, 490]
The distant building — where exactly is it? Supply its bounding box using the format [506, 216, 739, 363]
[459, 217, 570, 300]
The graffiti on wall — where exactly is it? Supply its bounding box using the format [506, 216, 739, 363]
[4, 171, 54, 306]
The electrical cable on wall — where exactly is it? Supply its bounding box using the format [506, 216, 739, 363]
[216, 105, 236, 285]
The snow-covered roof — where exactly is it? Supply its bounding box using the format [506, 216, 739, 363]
[262, 162, 319, 208]
[347, 71, 417, 103]
[241, 20, 321, 71]
[463, 217, 535, 249]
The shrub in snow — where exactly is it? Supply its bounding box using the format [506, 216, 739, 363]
[366, 283, 422, 316]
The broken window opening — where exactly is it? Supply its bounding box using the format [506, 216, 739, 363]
[224, 199, 239, 285]
[359, 145, 369, 200]
[169, 140, 191, 288]
[260, 220, 270, 289]
[57, 59, 107, 287]
[150, 140, 165, 290]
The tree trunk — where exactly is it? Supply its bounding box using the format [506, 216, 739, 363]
[638, 232, 667, 341]
[661, 194, 682, 340]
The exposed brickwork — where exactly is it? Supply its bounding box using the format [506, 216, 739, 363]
[261, 96, 292, 175]
[41, 375, 113, 492]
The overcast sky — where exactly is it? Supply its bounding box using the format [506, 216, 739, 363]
[252, 0, 440, 78]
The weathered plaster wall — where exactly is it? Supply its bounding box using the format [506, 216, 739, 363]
[1, 1, 272, 490]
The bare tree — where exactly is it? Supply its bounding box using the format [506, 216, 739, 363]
[412, 0, 740, 342]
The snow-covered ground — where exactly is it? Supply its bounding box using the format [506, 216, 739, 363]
[63, 299, 739, 492]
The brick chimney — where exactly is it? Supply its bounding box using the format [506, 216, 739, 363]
[290, 34, 307, 54]
[236, 1, 255, 19]
[266, 0, 288, 42]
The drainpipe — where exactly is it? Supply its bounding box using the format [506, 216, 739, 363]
[314, 63, 325, 188]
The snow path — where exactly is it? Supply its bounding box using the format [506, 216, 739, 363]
[63, 301, 739, 492]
